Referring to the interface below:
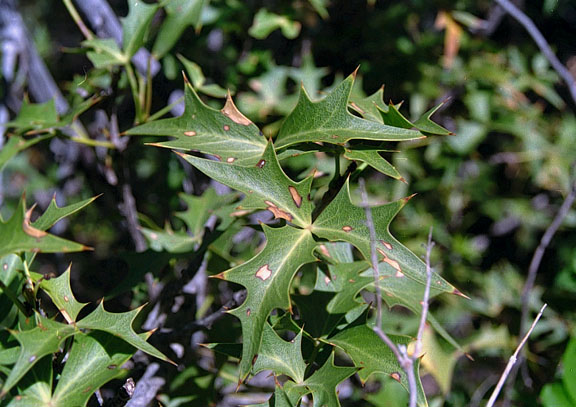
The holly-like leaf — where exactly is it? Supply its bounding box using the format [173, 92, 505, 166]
[76, 302, 174, 365]
[40, 266, 88, 323]
[180, 142, 314, 228]
[379, 102, 453, 136]
[253, 323, 306, 383]
[127, 80, 267, 166]
[343, 149, 403, 181]
[349, 86, 387, 124]
[84, 38, 126, 67]
[0, 317, 76, 397]
[121, 0, 159, 59]
[311, 181, 456, 293]
[269, 380, 309, 407]
[274, 73, 424, 150]
[329, 325, 427, 406]
[141, 226, 198, 253]
[5, 355, 53, 407]
[218, 225, 317, 381]
[0, 197, 90, 258]
[314, 261, 371, 314]
[153, 0, 209, 58]
[177, 55, 228, 98]
[49, 331, 136, 406]
[32, 195, 100, 231]
[302, 352, 357, 407]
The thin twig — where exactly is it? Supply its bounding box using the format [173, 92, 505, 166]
[359, 179, 418, 407]
[486, 304, 547, 407]
[62, 0, 94, 40]
[494, 0, 576, 106]
[414, 227, 434, 359]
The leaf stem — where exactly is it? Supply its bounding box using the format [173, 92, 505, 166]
[125, 63, 143, 124]
[62, 0, 94, 40]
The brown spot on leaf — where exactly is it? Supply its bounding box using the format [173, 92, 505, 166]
[184, 131, 196, 136]
[377, 249, 403, 276]
[288, 186, 302, 208]
[252, 354, 259, 365]
[2, 263, 7, 271]
[342, 225, 353, 232]
[246, 308, 251, 316]
[226, 157, 236, 163]
[23, 205, 47, 239]
[107, 365, 117, 370]
[349, 102, 364, 114]
[213, 155, 222, 161]
[223, 125, 230, 131]
[324, 276, 331, 284]
[348, 279, 355, 283]
[319, 244, 330, 257]
[64, 295, 69, 303]
[264, 201, 293, 222]
[256, 159, 266, 168]
[255, 264, 272, 281]
[390, 372, 402, 383]
[221, 92, 253, 125]
[380, 241, 393, 250]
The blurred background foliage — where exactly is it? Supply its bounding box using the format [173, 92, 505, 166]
[1, 0, 576, 405]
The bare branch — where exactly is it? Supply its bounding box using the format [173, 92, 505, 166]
[486, 304, 547, 407]
[494, 0, 576, 107]
[414, 227, 434, 360]
[359, 179, 418, 407]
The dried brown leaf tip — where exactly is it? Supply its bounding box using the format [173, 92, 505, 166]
[23, 205, 47, 239]
[264, 200, 293, 222]
[255, 264, 272, 281]
[221, 91, 253, 126]
[288, 186, 302, 208]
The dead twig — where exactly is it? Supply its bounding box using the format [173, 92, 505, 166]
[486, 304, 547, 407]
[359, 179, 435, 407]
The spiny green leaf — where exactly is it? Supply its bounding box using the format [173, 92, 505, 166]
[349, 86, 388, 123]
[121, 0, 159, 59]
[330, 325, 427, 406]
[219, 225, 317, 381]
[153, 0, 209, 58]
[343, 149, 403, 181]
[177, 55, 228, 98]
[127, 80, 267, 166]
[314, 261, 371, 314]
[275, 73, 424, 150]
[180, 142, 314, 228]
[379, 102, 453, 136]
[32, 195, 100, 231]
[40, 266, 88, 323]
[0, 197, 90, 258]
[269, 380, 309, 407]
[50, 331, 136, 406]
[253, 323, 306, 383]
[311, 180, 456, 294]
[76, 302, 174, 365]
[303, 352, 357, 407]
[4, 100, 58, 132]
[1, 317, 76, 397]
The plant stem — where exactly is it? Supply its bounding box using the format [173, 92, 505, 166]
[62, 0, 94, 40]
[125, 63, 143, 124]
[486, 304, 547, 407]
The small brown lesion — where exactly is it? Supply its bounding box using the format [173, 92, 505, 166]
[288, 186, 302, 208]
[264, 200, 293, 222]
[226, 157, 236, 163]
[390, 372, 402, 383]
[256, 159, 266, 168]
[255, 264, 273, 281]
[342, 225, 353, 232]
[184, 131, 197, 136]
